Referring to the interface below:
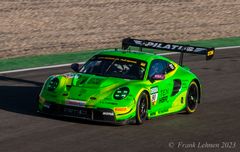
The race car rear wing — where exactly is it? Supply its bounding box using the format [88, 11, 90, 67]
[122, 38, 215, 65]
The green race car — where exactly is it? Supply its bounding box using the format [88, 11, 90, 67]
[38, 38, 215, 125]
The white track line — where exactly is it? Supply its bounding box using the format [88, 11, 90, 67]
[0, 62, 85, 74]
[0, 46, 239, 74]
[215, 46, 240, 50]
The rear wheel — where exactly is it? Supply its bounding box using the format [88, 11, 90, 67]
[185, 81, 199, 113]
[136, 92, 148, 125]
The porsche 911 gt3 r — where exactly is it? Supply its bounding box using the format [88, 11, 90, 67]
[37, 38, 215, 125]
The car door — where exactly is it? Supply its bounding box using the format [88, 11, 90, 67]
[148, 59, 175, 113]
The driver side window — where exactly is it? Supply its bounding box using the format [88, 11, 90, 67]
[148, 59, 175, 78]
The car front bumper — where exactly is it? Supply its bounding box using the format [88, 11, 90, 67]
[38, 101, 131, 125]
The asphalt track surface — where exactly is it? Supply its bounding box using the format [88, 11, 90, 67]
[0, 48, 240, 152]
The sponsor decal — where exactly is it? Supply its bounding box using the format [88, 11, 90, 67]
[98, 56, 116, 60]
[159, 89, 169, 97]
[153, 74, 165, 80]
[65, 100, 86, 107]
[158, 89, 169, 103]
[150, 87, 158, 103]
[151, 87, 158, 94]
[159, 109, 168, 113]
[97, 56, 144, 66]
[133, 40, 207, 53]
[119, 58, 137, 64]
[159, 96, 168, 103]
[63, 108, 87, 115]
[140, 62, 146, 67]
[151, 94, 158, 103]
[169, 63, 175, 70]
[102, 112, 114, 116]
[114, 107, 127, 112]
[207, 50, 214, 56]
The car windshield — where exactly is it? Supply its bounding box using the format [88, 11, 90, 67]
[79, 55, 147, 80]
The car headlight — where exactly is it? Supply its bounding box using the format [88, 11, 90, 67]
[48, 77, 59, 91]
[114, 87, 130, 100]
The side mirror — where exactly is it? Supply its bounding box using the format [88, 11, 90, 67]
[71, 63, 80, 72]
[150, 74, 165, 82]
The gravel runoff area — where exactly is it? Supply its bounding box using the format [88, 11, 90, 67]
[1, 0, 240, 59]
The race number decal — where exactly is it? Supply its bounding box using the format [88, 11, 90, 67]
[150, 87, 158, 103]
[151, 94, 158, 103]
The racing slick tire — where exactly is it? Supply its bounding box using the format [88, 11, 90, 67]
[185, 81, 199, 114]
[136, 92, 149, 125]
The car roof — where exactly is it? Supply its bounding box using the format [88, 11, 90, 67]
[97, 49, 171, 63]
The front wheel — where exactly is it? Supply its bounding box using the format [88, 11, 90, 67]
[136, 92, 148, 125]
[185, 81, 199, 113]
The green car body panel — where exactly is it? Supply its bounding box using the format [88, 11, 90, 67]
[38, 49, 201, 123]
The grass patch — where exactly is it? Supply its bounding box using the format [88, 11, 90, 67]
[0, 49, 104, 72]
[0, 37, 240, 72]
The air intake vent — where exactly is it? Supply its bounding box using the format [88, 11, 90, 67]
[172, 79, 181, 96]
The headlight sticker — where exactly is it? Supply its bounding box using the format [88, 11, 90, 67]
[114, 87, 130, 100]
[48, 77, 59, 91]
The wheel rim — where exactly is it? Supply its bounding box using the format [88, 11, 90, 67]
[187, 84, 198, 111]
[139, 97, 147, 119]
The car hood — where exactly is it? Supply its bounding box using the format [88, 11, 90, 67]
[71, 73, 127, 88]
[64, 73, 131, 101]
